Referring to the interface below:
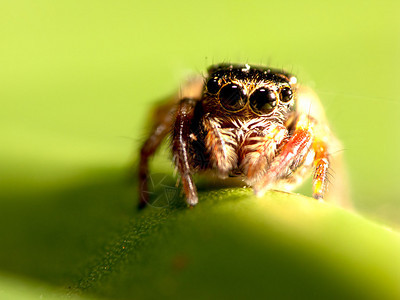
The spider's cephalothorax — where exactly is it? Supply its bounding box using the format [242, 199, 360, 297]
[139, 63, 343, 208]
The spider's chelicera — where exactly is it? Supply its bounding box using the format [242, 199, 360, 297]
[139, 63, 340, 208]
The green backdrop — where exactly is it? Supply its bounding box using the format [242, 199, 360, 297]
[1, 1, 399, 299]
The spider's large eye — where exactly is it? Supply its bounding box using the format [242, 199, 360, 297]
[206, 77, 221, 94]
[249, 87, 277, 114]
[280, 87, 293, 102]
[219, 83, 246, 111]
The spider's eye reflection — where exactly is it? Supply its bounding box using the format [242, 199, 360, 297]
[250, 88, 277, 114]
[206, 77, 221, 94]
[280, 87, 293, 102]
[219, 83, 246, 111]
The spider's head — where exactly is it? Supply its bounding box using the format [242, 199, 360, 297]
[204, 63, 297, 116]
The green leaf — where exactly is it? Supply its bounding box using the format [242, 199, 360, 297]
[2, 172, 399, 299]
[0, 273, 90, 300]
[70, 186, 400, 300]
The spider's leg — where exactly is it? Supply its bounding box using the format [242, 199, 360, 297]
[253, 115, 316, 197]
[312, 139, 329, 200]
[138, 102, 177, 209]
[173, 98, 199, 206]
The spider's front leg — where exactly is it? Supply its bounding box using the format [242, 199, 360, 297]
[172, 98, 199, 207]
[254, 114, 330, 200]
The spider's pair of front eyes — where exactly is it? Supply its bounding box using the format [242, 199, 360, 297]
[207, 79, 293, 114]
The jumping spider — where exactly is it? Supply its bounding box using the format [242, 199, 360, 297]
[139, 63, 343, 208]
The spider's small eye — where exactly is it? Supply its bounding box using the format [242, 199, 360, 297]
[219, 83, 246, 111]
[249, 88, 277, 114]
[280, 87, 293, 102]
[206, 77, 221, 94]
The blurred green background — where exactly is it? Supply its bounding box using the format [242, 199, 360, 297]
[0, 0, 399, 299]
